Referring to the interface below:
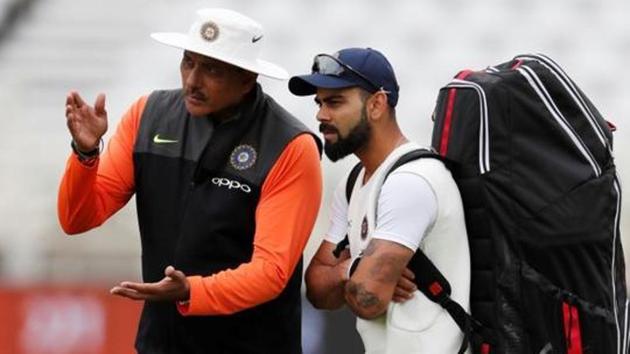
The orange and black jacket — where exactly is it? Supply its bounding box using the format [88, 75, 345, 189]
[58, 85, 322, 354]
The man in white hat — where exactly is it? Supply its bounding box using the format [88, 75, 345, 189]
[59, 8, 322, 354]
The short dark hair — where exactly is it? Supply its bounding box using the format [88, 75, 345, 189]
[358, 88, 396, 119]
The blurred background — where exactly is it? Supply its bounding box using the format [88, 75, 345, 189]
[0, 0, 629, 353]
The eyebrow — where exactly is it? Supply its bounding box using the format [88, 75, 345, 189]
[315, 94, 345, 105]
[183, 52, 221, 67]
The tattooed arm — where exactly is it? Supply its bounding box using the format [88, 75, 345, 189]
[344, 239, 415, 319]
[305, 240, 352, 310]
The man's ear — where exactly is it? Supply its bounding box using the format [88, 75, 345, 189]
[240, 72, 258, 93]
[367, 91, 389, 121]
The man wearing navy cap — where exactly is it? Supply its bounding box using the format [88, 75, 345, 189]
[291, 48, 471, 353]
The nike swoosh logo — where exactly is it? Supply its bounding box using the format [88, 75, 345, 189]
[252, 34, 263, 43]
[153, 134, 178, 144]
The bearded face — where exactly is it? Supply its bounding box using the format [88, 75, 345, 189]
[320, 105, 371, 162]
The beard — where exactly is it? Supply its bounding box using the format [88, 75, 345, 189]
[321, 106, 371, 162]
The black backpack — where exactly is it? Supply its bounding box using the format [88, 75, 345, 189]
[431, 53, 627, 354]
[336, 53, 628, 354]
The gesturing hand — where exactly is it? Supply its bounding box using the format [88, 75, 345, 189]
[110, 266, 191, 302]
[65, 91, 108, 152]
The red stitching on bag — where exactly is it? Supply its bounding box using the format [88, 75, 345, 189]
[439, 70, 472, 156]
[563, 301, 583, 354]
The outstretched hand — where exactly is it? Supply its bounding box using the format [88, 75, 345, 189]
[110, 266, 191, 302]
[65, 91, 108, 152]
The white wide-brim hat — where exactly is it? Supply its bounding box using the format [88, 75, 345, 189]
[151, 8, 289, 80]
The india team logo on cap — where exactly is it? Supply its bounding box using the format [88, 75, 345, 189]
[200, 21, 219, 42]
[230, 144, 257, 170]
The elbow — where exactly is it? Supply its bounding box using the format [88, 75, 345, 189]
[304, 267, 344, 310]
[57, 204, 87, 235]
[304, 271, 321, 308]
[304, 267, 335, 310]
[344, 281, 388, 320]
[346, 297, 387, 320]
[259, 260, 290, 301]
[58, 216, 88, 235]
[265, 281, 285, 301]
[57, 204, 100, 235]
[305, 286, 329, 310]
[59, 220, 81, 235]
[60, 222, 84, 235]
[59, 215, 96, 235]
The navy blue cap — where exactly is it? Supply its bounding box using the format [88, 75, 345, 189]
[289, 48, 399, 107]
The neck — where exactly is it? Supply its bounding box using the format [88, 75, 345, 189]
[212, 105, 241, 123]
[210, 85, 257, 123]
[356, 127, 407, 182]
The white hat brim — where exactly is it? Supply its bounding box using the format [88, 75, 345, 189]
[151, 32, 289, 80]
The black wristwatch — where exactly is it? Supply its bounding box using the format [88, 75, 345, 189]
[71, 140, 101, 162]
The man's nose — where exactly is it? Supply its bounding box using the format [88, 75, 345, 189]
[185, 67, 201, 88]
[316, 107, 330, 123]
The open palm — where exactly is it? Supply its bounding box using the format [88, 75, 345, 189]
[110, 266, 191, 302]
[65, 91, 108, 151]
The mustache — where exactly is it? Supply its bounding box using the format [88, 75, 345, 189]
[185, 88, 207, 101]
[319, 123, 338, 134]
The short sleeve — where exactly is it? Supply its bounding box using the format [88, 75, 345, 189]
[371, 171, 438, 251]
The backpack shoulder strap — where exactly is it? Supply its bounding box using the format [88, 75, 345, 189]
[393, 149, 492, 353]
[410, 250, 492, 353]
[384, 148, 444, 179]
[332, 162, 363, 258]
[346, 162, 364, 202]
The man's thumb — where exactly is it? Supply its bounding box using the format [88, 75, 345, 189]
[165, 265, 186, 281]
[164, 265, 175, 276]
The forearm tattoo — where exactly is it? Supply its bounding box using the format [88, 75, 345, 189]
[362, 240, 409, 279]
[345, 239, 409, 314]
[346, 281, 381, 309]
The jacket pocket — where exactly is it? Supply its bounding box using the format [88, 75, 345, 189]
[387, 291, 442, 332]
[520, 263, 618, 354]
[520, 272, 566, 353]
